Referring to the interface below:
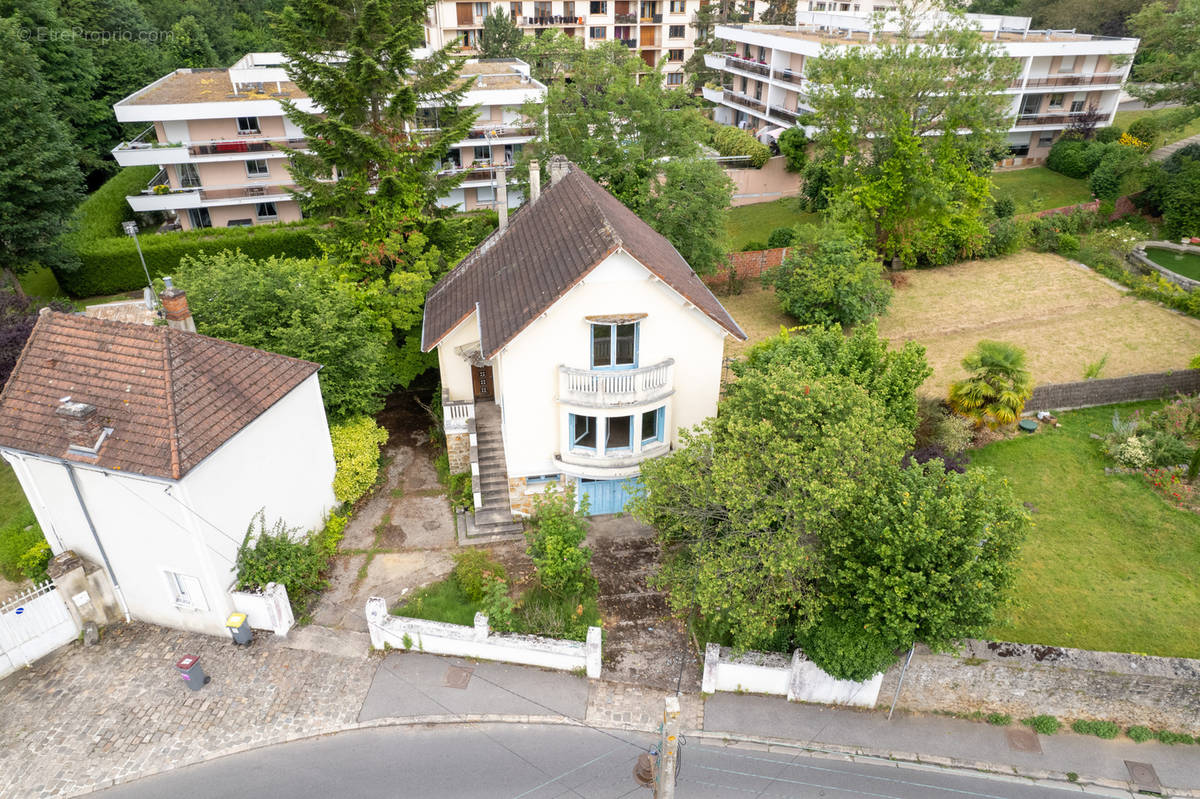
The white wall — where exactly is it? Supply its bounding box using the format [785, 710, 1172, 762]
[436, 311, 481, 403]
[701, 643, 884, 708]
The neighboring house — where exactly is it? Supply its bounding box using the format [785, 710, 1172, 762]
[704, 10, 1138, 165]
[0, 301, 337, 636]
[422, 156, 746, 531]
[111, 53, 546, 230]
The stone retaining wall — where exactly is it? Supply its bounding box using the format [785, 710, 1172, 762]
[1026, 369, 1200, 412]
[1130, 240, 1200, 291]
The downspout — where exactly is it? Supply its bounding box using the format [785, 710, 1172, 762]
[64, 462, 131, 622]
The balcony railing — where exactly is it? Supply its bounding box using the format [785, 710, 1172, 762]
[723, 89, 765, 113]
[615, 12, 636, 21]
[438, 165, 508, 182]
[1024, 71, 1125, 88]
[137, 182, 295, 201]
[770, 106, 804, 123]
[1014, 111, 1089, 126]
[558, 359, 674, 407]
[619, 38, 636, 47]
[772, 68, 803, 85]
[443, 399, 475, 433]
[461, 124, 541, 141]
[188, 137, 308, 157]
[725, 54, 770, 78]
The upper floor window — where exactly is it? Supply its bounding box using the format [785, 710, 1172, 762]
[1070, 98, 1086, 113]
[591, 322, 637, 368]
[1058, 55, 1076, 73]
[668, 24, 685, 37]
[1048, 93, 1064, 109]
[669, 0, 685, 11]
[236, 116, 260, 134]
[590, 26, 607, 38]
[512, 1, 523, 14]
[475, 2, 490, 16]
[641, 407, 664, 444]
[666, 72, 683, 86]
[564, 1, 576, 16]
[474, 144, 492, 161]
[256, 201, 278, 219]
[667, 49, 684, 62]
[590, 0, 607, 12]
[246, 159, 270, 177]
[571, 414, 597, 450]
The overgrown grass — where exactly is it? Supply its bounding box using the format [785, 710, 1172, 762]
[725, 199, 820, 251]
[393, 577, 482, 627]
[991, 167, 1093, 214]
[972, 401, 1200, 658]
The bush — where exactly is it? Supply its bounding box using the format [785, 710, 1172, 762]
[17, 540, 51, 583]
[1071, 719, 1120, 739]
[800, 159, 836, 211]
[513, 584, 600, 641]
[983, 217, 1024, 258]
[1126, 116, 1160, 146]
[710, 124, 771, 168]
[777, 126, 809, 172]
[986, 713, 1012, 726]
[797, 611, 899, 682]
[448, 471, 473, 511]
[452, 549, 508, 602]
[903, 444, 969, 474]
[766, 227, 796, 248]
[1155, 729, 1195, 745]
[525, 489, 595, 598]
[1022, 715, 1061, 735]
[330, 416, 389, 504]
[1055, 232, 1080, 257]
[235, 512, 339, 618]
[740, 240, 768, 252]
[1161, 160, 1200, 240]
[1126, 725, 1155, 742]
[0, 509, 45, 582]
[1089, 146, 1144, 202]
[770, 224, 892, 326]
[69, 166, 153, 243]
[915, 397, 975, 455]
[1094, 126, 1122, 144]
[992, 196, 1016, 219]
[1046, 138, 1091, 178]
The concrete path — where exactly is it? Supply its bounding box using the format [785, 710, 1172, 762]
[1150, 131, 1200, 162]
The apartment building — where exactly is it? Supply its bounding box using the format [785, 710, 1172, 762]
[703, 11, 1138, 164]
[112, 53, 546, 231]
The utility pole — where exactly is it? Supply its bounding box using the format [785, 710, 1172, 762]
[656, 696, 681, 798]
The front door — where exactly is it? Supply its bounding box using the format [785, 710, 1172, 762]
[472, 364, 494, 400]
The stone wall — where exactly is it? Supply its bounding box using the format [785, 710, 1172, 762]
[880, 639, 1200, 731]
[446, 431, 471, 474]
[1027, 369, 1200, 413]
[508, 475, 568, 517]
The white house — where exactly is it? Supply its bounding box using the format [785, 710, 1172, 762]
[0, 303, 337, 636]
[422, 156, 746, 531]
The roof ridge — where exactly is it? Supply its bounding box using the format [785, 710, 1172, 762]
[161, 327, 182, 480]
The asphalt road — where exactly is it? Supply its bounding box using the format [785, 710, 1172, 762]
[92, 723, 1088, 799]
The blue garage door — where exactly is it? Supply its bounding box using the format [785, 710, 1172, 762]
[579, 478, 640, 515]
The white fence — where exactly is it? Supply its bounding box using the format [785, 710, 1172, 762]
[0, 582, 80, 680]
[229, 582, 294, 637]
[366, 597, 601, 678]
[701, 643, 883, 708]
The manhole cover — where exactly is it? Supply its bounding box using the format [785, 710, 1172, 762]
[1125, 761, 1164, 795]
[1005, 728, 1043, 754]
[444, 665, 474, 689]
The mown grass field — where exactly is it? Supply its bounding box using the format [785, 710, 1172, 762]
[991, 166, 1093, 213]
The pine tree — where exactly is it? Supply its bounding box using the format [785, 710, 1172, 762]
[481, 8, 523, 58]
[0, 18, 83, 290]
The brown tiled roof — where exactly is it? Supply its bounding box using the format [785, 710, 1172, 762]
[0, 312, 321, 480]
[422, 162, 746, 357]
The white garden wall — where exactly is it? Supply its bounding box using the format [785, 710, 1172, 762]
[701, 643, 883, 708]
[365, 597, 601, 678]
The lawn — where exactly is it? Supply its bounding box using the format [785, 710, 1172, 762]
[1113, 107, 1200, 148]
[725, 198, 820, 250]
[971, 401, 1200, 658]
[0, 462, 29, 531]
[991, 167, 1093, 214]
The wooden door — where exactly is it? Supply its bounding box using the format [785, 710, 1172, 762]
[472, 365, 494, 400]
[456, 2, 473, 24]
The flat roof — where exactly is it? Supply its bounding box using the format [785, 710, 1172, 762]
[125, 70, 305, 106]
[730, 22, 1130, 46]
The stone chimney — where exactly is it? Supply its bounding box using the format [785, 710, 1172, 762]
[529, 159, 541, 203]
[56, 398, 106, 454]
[549, 155, 569, 186]
[495, 166, 508, 232]
[160, 276, 196, 333]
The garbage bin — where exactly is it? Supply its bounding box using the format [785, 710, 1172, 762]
[175, 654, 210, 691]
[226, 612, 252, 645]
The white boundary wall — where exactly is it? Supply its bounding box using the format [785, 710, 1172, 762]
[229, 582, 294, 637]
[701, 643, 883, 708]
[365, 597, 601, 678]
[0, 582, 80, 679]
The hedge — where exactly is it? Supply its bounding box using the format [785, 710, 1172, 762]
[72, 165, 155, 242]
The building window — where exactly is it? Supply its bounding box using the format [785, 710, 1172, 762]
[590, 0, 607, 12]
[177, 162, 200, 188]
[590, 25, 607, 38]
[570, 414, 597, 450]
[606, 415, 633, 451]
[1045, 93, 1064, 109]
[667, 48, 683, 62]
[246, 159, 270, 177]
[256, 201, 278, 220]
[1037, 132, 1055, 147]
[474, 144, 492, 161]
[512, 0, 522, 13]
[669, 0, 685, 10]
[1070, 96, 1086, 113]
[668, 24, 685, 37]
[564, 1, 575, 16]
[165, 571, 208, 610]
[591, 322, 637, 368]
[641, 407, 664, 444]
[236, 116, 260, 134]
[666, 72, 683, 85]
[187, 208, 212, 229]
[474, 2, 490, 16]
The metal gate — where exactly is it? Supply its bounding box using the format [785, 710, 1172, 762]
[578, 478, 640, 516]
[0, 581, 79, 679]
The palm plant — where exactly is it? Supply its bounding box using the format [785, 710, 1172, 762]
[948, 341, 1034, 428]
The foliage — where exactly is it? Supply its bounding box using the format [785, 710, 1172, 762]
[1103, 397, 1199, 470]
[1126, 725, 1155, 743]
[804, 0, 1016, 267]
[1, 289, 72, 385]
[480, 575, 516, 631]
[1126, 116, 1160, 146]
[1129, 0, 1200, 112]
[1022, 715, 1061, 735]
[1023, 0, 1143, 38]
[1071, 719, 1120, 739]
[452, 549, 508, 603]
[393, 574, 481, 626]
[767, 227, 796, 248]
[915, 397, 975, 457]
[641, 157, 733, 275]
[0, 508, 44, 582]
[769, 224, 892, 327]
[166, 15, 219, 68]
[795, 610, 899, 682]
[0, 18, 84, 282]
[948, 340, 1034, 427]
[777, 126, 809, 173]
[17, 539, 51, 583]
[1155, 729, 1196, 745]
[708, 122, 772, 168]
[330, 415, 389, 504]
[67, 166, 153, 244]
[903, 444, 969, 474]
[513, 585, 599, 641]
[1088, 144, 1147, 201]
[1083, 353, 1108, 379]
[480, 8, 524, 58]
[1045, 138, 1091, 179]
[1160, 159, 1200, 239]
[525, 489, 596, 598]
[175, 251, 401, 420]
[1094, 126, 1123, 144]
[448, 472, 473, 512]
[235, 511, 344, 617]
[986, 713, 1012, 726]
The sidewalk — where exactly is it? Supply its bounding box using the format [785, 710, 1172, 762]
[1150, 131, 1200, 162]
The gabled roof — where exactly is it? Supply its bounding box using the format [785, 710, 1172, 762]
[421, 161, 746, 357]
[0, 312, 321, 480]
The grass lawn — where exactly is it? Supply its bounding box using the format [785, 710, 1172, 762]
[17, 265, 63, 299]
[991, 167, 1093, 214]
[726, 198, 820, 251]
[0, 462, 30, 531]
[971, 401, 1200, 658]
[1113, 107, 1200, 148]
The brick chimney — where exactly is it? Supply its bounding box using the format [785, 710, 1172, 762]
[529, 159, 541, 203]
[56, 398, 107, 454]
[549, 155, 569, 186]
[160, 276, 196, 333]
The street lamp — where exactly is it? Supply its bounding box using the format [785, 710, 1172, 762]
[122, 221, 156, 310]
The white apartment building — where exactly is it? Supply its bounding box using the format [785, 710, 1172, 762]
[703, 11, 1139, 164]
[112, 53, 546, 230]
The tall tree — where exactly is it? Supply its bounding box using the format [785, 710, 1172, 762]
[480, 7, 523, 58]
[1129, 0, 1200, 114]
[0, 18, 83, 289]
[641, 157, 733, 275]
[805, 0, 1017, 267]
[273, 0, 478, 384]
[166, 14, 220, 68]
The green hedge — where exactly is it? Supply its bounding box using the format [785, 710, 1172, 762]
[73, 165, 155, 242]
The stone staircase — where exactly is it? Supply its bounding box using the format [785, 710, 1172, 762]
[469, 402, 523, 538]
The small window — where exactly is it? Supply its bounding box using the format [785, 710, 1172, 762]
[591, 322, 637, 368]
[669, 0, 685, 10]
[590, 0, 607, 12]
[563, 1, 575, 15]
[666, 72, 683, 86]
[641, 407, 664, 444]
[236, 116, 260, 134]
[590, 25, 607, 38]
[667, 49, 684, 62]
[526, 473, 560, 485]
[246, 159, 270, 177]
[474, 1, 490, 15]
[606, 416, 633, 451]
[668, 24, 685, 37]
[256, 201, 278, 219]
[1048, 93, 1064, 109]
[1037, 132, 1055, 147]
[165, 571, 208, 610]
[571, 414, 597, 450]
[187, 207, 212, 229]
[177, 162, 200, 188]
[474, 144, 492, 161]
[511, 0, 522, 13]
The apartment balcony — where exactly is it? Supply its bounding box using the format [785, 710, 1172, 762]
[455, 124, 541, 146]
[1023, 71, 1125, 89]
[1014, 111, 1089, 127]
[769, 105, 804, 124]
[553, 439, 670, 477]
[615, 12, 636, 22]
[723, 89, 766, 114]
[113, 132, 309, 167]
[126, 179, 296, 212]
[558, 359, 674, 409]
[111, 127, 188, 166]
[772, 68, 803, 85]
[619, 38, 636, 48]
[187, 137, 308, 158]
[703, 52, 724, 69]
[724, 53, 770, 78]
[701, 85, 724, 104]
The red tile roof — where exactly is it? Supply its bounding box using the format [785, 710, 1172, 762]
[422, 161, 746, 357]
[0, 312, 321, 480]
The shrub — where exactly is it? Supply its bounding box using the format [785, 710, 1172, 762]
[992, 196, 1016, 219]
[948, 341, 1034, 427]
[480, 575, 516, 631]
[1022, 715, 1061, 735]
[986, 713, 1012, 726]
[740, 240, 768, 252]
[1155, 730, 1195, 745]
[1055, 232, 1080, 256]
[770, 224, 892, 327]
[1046, 138, 1090, 178]
[330, 416, 389, 504]
[903, 444, 969, 474]
[235, 512, 337, 617]
[0, 509, 45, 582]
[448, 471, 474, 512]
[777, 126, 809, 172]
[711, 125, 771, 168]
[1089, 146, 1144, 202]
[17, 540, 51, 583]
[800, 158, 835, 211]
[766, 226, 796, 248]
[797, 611, 899, 682]
[1126, 116, 1160, 146]
[983, 217, 1024, 257]
[1161, 159, 1200, 240]
[915, 397, 974, 455]
[525, 489, 596, 598]
[1126, 725, 1154, 743]
[68, 165, 154, 243]
[1094, 126, 1122, 144]
[1081, 141, 1117, 175]
[1071, 719, 1120, 739]
[452, 549, 508, 602]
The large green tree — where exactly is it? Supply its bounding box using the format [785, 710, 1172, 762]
[641, 157, 733, 275]
[166, 14, 220, 68]
[0, 18, 83, 288]
[769, 223, 893, 327]
[480, 7, 523, 58]
[1129, 0, 1200, 114]
[805, 0, 1017, 267]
